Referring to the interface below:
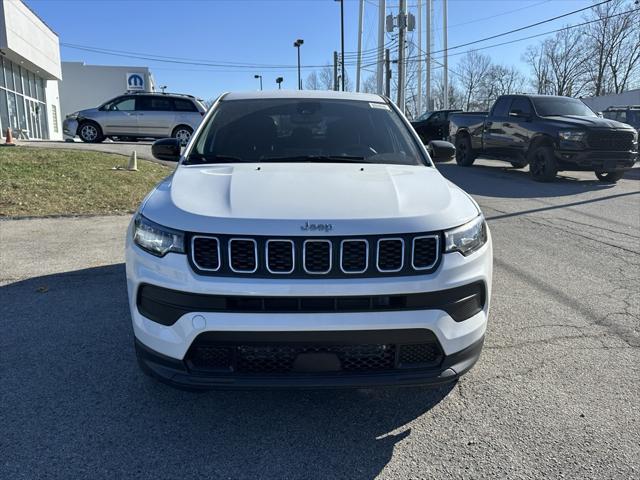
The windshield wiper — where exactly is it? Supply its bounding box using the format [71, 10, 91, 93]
[184, 153, 244, 165]
[260, 155, 369, 163]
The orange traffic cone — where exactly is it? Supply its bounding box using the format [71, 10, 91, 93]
[4, 127, 16, 146]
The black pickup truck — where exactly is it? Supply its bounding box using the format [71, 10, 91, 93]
[448, 94, 638, 183]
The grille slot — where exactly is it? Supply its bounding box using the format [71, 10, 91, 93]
[340, 239, 368, 273]
[229, 239, 258, 273]
[187, 343, 398, 374]
[266, 240, 294, 274]
[191, 236, 220, 271]
[398, 343, 443, 368]
[588, 131, 635, 151]
[377, 239, 404, 272]
[412, 235, 439, 270]
[303, 240, 332, 274]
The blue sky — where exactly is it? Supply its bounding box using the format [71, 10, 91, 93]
[26, 0, 593, 100]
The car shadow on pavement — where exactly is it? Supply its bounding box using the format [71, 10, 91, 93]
[0, 264, 454, 480]
[436, 160, 620, 198]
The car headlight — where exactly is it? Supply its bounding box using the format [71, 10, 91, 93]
[444, 215, 488, 256]
[66, 112, 79, 120]
[558, 130, 586, 142]
[133, 214, 185, 257]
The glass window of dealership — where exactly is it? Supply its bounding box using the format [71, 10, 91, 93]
[0, 56, 49, 139]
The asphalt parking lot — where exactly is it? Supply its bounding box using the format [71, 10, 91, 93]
[1, 159, 638, 479]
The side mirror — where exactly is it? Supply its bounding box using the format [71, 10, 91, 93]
[597, 111, 604, 118]
[427, 140, 455, 162]
[152, 138, 181, 162]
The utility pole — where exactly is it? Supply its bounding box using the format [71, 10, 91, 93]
[333, 51, 339, 91]
[417, 0, 422, 115]
[340, 0, 345, 91]
[443, 0, 449, 108]
[384, 48, 391, 97]
[396, 0, 406, 112]
[426, 0, 431, 111]
[377, 0, 386, 94]
[356, 0, 364, 92]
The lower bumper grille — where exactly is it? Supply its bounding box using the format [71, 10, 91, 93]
[185, 330, 444, 375]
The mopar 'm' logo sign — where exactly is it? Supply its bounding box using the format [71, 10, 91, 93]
[126, 73, 145, 91]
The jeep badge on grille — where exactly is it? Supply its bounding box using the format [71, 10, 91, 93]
[300, 221, 334, 232]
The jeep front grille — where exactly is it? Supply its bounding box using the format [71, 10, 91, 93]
[190, 233, 440, 278]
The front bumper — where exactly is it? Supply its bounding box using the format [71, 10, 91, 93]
[135, 334, 485, 389]
[126, 221, 492, 388]
[555, 148, 638, 171]
[62, 118, 78, 138]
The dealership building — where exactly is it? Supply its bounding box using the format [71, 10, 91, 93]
[60, 62, 156, 119]
[0, 0, 62, 140]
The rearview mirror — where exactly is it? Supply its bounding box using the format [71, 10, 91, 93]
[152, 138, 181, 162]
[427, 140, 455, 162]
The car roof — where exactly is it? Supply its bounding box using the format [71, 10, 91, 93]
[222, 90, 386, 103]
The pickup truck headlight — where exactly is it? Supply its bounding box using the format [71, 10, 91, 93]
[444, 215, 488, 256]
[558, 130, 586, 142]
[133, 215, 185, 257]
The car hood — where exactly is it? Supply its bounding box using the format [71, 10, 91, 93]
[141, 163, 479, 236]
[543, 115, 634, 130]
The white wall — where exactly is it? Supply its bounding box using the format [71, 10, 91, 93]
[0, 0, 61, 80]
[45, 79, 62, 140]
[59, 62, 154, 118]
[581, 89, 640, 113]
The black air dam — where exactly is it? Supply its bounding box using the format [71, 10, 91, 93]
[137, 281, 486, 326]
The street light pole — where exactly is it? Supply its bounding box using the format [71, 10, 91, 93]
[294, 39, 304, 90]
[339, 0, 345, 91]
[254, 74, 263, 91]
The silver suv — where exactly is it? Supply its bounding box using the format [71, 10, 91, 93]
[63, 92, 206, 145]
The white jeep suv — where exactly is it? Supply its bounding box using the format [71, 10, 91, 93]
[126, 90, 492, 389]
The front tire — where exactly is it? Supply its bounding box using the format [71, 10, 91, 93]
[528, 145, 557, 182]
[455, 135, 476, 166]
[595, 170, 624, 183]
[172, 125, 193, 146]
[78, 121, 104, 143]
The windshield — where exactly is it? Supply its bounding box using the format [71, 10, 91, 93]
[187, 98, 427, 166]
[531, 97, 597, 117]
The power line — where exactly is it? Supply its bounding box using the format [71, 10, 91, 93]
[428, 0, 612, 56]
[428, 0, 553, 33]
[405, 6, 640, 64]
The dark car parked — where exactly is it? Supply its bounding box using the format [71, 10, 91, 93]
[449, 94, 638, 183]
[411, 109, 462, 145]
[602, 106, 640, 132]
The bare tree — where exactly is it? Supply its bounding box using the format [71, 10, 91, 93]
[604, 4, 640, 92]
[545, 28, 589, 96]
[523, 44, 552, 94]
[479, 64, 526, 107]
[361, 74, 377, 94]
[456, 51, 492, 110]
[583, 0, 640, 95]
[316, 66, 335, 90]
[305, 71, 320, 90]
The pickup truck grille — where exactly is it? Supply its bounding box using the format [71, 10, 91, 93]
[190, 233, 440, 278]
[587, 131, 635, 151]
